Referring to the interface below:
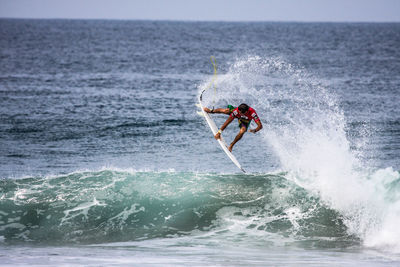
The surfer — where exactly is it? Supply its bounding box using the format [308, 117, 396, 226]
[204, 103, 262, 152]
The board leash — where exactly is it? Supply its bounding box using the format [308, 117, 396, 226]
[200, 56, 218, 109]
[210, 56, 217, 110]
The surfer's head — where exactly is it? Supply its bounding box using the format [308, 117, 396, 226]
[238, 103, 249, 113]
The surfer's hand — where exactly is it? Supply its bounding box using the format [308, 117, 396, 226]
[204, 107, 211, 113]
[214, 132, 221, 140]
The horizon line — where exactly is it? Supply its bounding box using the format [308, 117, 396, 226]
[1, 16, 400, 24]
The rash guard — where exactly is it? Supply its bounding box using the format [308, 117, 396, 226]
[230, 107, 260, 124]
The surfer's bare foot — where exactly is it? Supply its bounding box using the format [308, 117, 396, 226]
[203, 107, 212, 113]
[228, 144, 233, 152]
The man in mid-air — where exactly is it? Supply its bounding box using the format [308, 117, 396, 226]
[204, 103, 263, 152]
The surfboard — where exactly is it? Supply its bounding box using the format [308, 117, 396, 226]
[198, 91, 246, 173]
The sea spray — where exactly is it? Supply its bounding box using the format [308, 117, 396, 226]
[200, 55, 400, 253]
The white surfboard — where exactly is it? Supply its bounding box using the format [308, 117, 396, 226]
[198, 91, 246, 173]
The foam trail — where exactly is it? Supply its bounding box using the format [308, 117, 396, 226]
[202, 55, 400, 253]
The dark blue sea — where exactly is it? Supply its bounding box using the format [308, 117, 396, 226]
[1, 19, 400, 266]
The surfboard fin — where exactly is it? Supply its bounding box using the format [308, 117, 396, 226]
[197, 111, 204, 117]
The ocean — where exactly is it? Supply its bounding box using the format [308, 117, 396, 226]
[0, 19, 400, 266]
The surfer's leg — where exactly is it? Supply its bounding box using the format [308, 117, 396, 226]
[204, 107, 230, 114]
[228, 126, 247, 152]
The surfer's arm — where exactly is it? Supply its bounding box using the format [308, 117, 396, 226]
[249, 120, 263, 133]
[215, 116, 234, 140]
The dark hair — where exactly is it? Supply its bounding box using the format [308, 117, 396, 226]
[238, 103, 249, 113]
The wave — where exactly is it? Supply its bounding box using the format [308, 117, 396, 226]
[0, 169, 353, 246]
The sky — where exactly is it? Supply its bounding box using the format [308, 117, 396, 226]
[0, 0, 399, 22]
